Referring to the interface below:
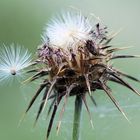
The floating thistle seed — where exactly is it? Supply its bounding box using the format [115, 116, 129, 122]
[23, 11, 140, 140]
[0, 44, 32, 83]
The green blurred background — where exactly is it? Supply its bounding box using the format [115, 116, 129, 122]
[0, 0, 140, 140]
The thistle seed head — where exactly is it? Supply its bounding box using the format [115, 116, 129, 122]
[22, 11, 140, 140]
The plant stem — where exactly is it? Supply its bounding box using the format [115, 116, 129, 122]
[72, 95, 82, 140]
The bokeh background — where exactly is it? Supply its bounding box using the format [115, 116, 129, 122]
[0, 0, 140, 140]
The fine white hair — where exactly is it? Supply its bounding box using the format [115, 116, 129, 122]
[42, 12, 92, 49]
[0, 44, 32, 84]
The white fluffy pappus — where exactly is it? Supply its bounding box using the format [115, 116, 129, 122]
[0, 44, 32, 84]
[42, 12, 92, 49]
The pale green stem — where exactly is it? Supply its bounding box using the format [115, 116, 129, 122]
[72, 95, 82, 140]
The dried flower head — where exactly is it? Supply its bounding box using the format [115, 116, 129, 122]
[21, 11, 140, 140]
[0, 44, 32, 83]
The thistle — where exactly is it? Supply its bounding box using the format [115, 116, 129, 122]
[1, 11, 140, 140]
